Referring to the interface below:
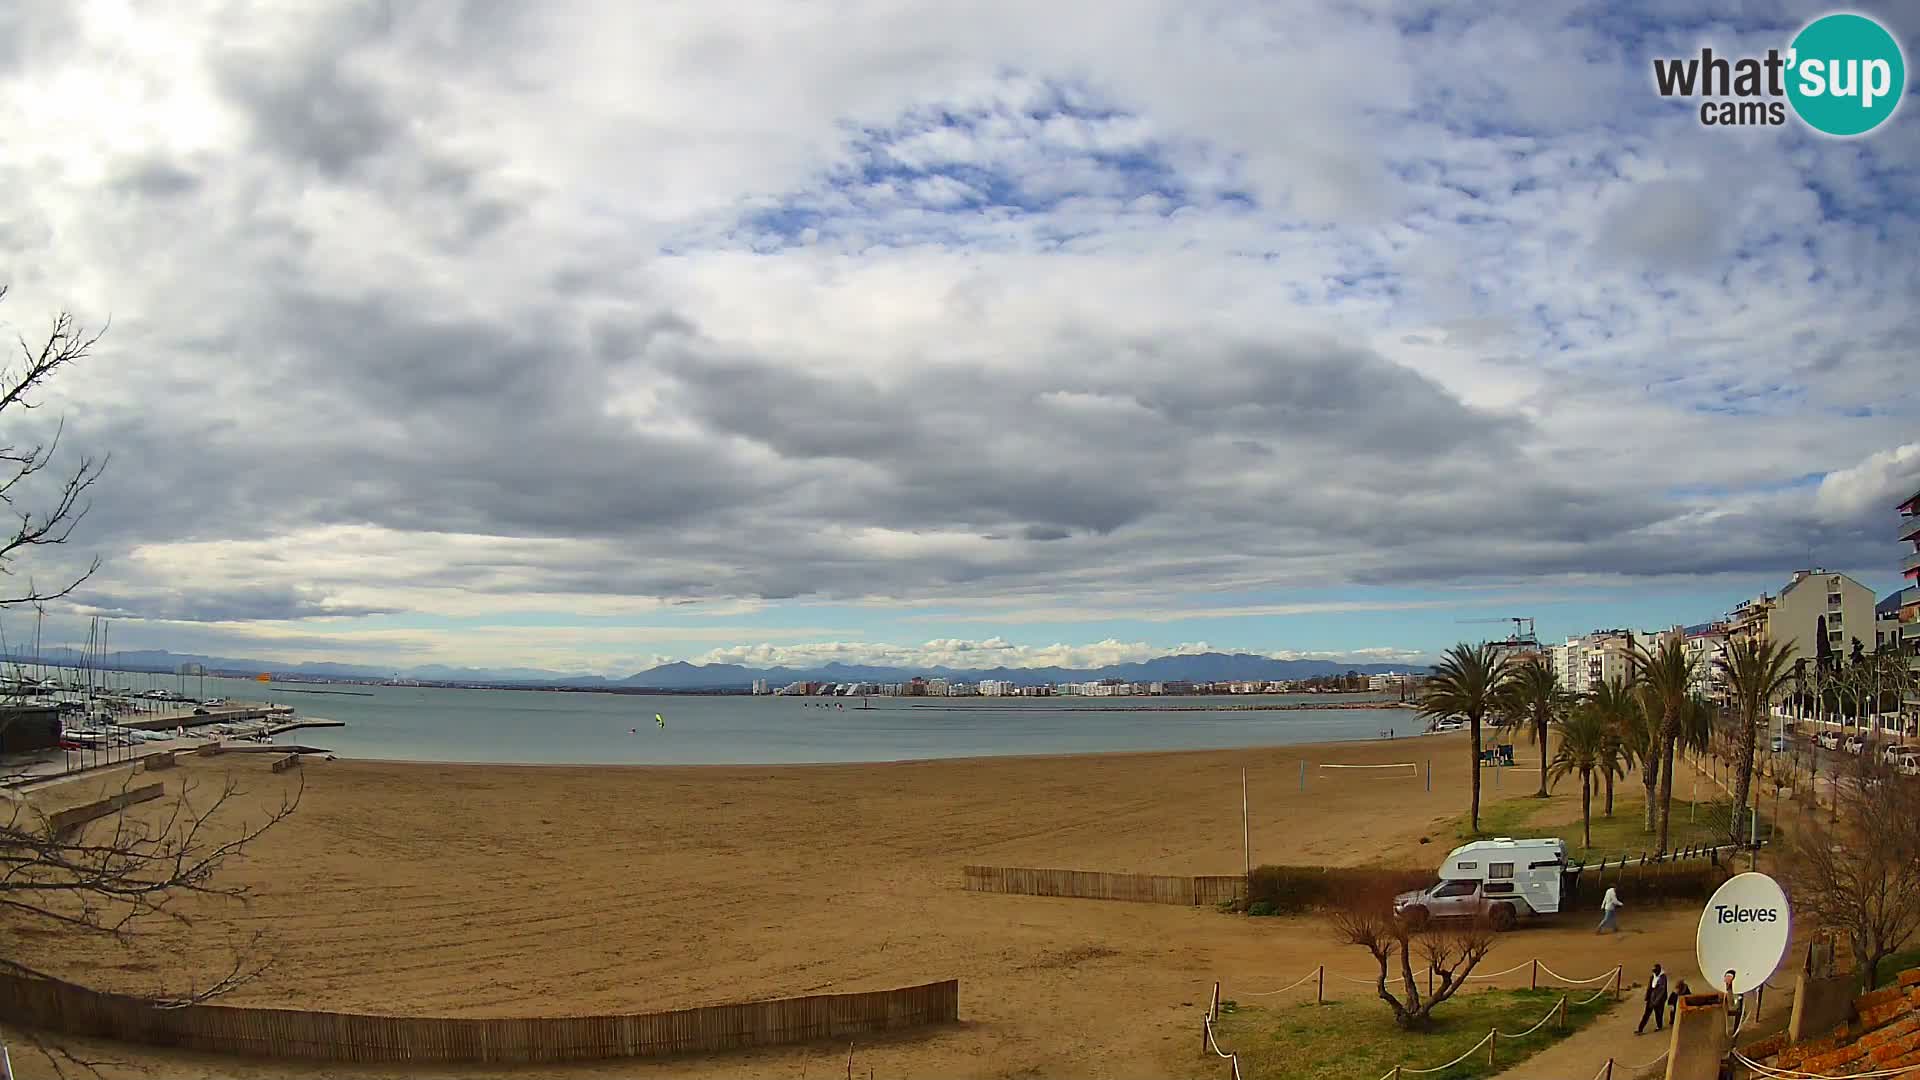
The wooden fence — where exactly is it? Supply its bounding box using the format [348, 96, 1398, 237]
[47, 782, 166, 838]
[0, 972, 958, 1064]
[963, 865, 1245, 906]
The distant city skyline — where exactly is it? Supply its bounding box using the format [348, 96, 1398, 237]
[2, 3, 1916, 677]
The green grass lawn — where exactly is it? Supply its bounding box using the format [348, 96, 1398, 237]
[1455, 793, 1765, 864]
[1206, 988, 1618, 1080]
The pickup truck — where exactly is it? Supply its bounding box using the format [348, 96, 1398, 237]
[1393, 879, 1531, 931]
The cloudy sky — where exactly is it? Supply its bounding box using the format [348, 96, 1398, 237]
[1, 0, 1916, 676]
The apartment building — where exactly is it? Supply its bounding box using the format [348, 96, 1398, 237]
[1900, 488, 1920, 715]
[1769, 568, 1878, 665]
[1685, 622, 1730, 700]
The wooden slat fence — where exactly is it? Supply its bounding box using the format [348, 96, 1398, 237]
[0, 972, 958, 1064]
[963, 865, 1246, 906]
[47, 782, 166, 838]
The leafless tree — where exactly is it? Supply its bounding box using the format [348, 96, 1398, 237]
[1786, 753, 1920, 990]
[0, 292, 299, 1075]
[1327, 884, 1497, 1031]
[0, 286, 108, 608]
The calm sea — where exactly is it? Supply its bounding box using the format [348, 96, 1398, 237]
[91, 672, 1428, 766]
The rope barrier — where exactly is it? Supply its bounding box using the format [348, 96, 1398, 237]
[1464, 960, 1537, 981]
[1574, 985, 1613, 1006]
[1201, 1015, 1244, 1080]
[1399, 1030, 1496, 1074]
[1734, 1050, 1920, 1079]
[1494, 996, 1568, 1039]
[1317, 762, 1421, 770]
[1538, 963, 1623, 986]
[1242, 968, 1322, 997]
[1623, 1047, 1670, 1071]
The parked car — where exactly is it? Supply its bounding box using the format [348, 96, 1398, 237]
[1883, 744, 1908, 765]
[1818, 731, 1842, 750]
[192, 707, 211, 716]
[1845, 734, 1867, 755]
[1770, 735, 1791, 753]
[1899, 752, 1920, 777]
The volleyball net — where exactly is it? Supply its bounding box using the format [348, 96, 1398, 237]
[1315, 762, 1420, 779]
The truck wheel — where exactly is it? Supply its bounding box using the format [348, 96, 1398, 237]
[1402, 906, 1429, 929]
[1490, 904, 1516, 932]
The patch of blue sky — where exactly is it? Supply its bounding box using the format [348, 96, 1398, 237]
[718, 82, 1251, 250]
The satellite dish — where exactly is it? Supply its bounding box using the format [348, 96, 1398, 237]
[1697, 872, 1791, 996]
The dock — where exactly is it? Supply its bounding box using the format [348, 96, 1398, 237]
[123, 702, 297, 731]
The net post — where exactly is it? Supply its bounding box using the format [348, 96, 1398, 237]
[1317, 965, 1325, 1005]
[1531, 959, 1538, 990]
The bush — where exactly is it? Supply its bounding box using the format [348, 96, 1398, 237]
[1562, 859, 1729, 910]
[1239, 859, 1728, 917]
[1245, 865, 1432, 915]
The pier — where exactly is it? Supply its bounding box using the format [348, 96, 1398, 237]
[122, 701, 297, 731]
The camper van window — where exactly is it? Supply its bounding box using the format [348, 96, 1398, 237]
[1489, 862, 1514, 879]
[1434, 881, 1476, 898]
[1455, 862, 1478, 871]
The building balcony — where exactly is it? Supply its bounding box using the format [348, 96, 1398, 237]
[1905, 549, 1920, 576]
[1903, 515, 1920, 543]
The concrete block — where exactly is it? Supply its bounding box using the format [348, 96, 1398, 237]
[1666, 994, 1730, 1080]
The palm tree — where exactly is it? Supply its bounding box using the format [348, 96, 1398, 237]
[1550, 705, 1612, 850]
[1586, 676, 1641, 817]
[1716, 636, 1797, 845]
[1420, 642, 1516, 833]
[1502, 656, 1569, 798]
[1630, 634, 1699, 852]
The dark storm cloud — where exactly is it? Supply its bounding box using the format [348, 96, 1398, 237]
[78, 586, 401, 622]
[111, 160, 202, 199]
[213, 7, 408, 178]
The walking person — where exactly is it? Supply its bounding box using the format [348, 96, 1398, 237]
[1597, 885, 1623, 933]
[1636, 964, 1669, 1034]
[1667, 978, 1692, 1027]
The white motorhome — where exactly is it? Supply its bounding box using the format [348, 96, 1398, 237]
[1392, 837, 1568, 931]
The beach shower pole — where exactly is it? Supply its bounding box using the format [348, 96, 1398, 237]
[1242, 768, 1251, 876]
[1426, 759, 1431, 792]
[1299, 759, 1306, 792]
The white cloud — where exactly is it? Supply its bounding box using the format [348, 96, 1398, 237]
[695, 638, 1425, 670]
[0, 0, 1914, 669]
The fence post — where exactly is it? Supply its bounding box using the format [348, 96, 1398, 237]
[1428, 964, 1435, 998]
[1488, 1030, 1498, 1068]
[1318, 965, 1325, 1005]
[1211, 981, 1220, 1022]
[1605, 1058, 1614, 1080]
[1614, 966, 1623, 1002]
[1202, 1015, 1210, 1054]
[1557, 995, 1568, 1030]
[1531, 959, 1539, 990]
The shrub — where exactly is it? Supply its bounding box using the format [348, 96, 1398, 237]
[1562, 859, 1729, 909]
[1245, 865, 1432, 915]
[1247, 900, 1275, 917]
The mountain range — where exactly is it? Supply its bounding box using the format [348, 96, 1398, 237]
[6, 647, 1426, 689]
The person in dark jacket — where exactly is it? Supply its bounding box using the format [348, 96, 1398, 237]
[1636, 963, 1669, 1034]
[1668, 978, 1692, 1026]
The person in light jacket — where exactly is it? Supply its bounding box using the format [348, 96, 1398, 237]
[1597, 886, 1623, 933]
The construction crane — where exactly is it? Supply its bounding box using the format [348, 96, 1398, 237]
[1456, 617, 1539, 651]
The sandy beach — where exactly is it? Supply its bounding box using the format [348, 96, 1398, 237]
[4, 735, 1709, 1079]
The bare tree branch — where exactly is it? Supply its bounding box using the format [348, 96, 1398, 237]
[1327, 883, 1496, 1031]
[0, 286, 110, 608]
[1787, 753, 1920, 990]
